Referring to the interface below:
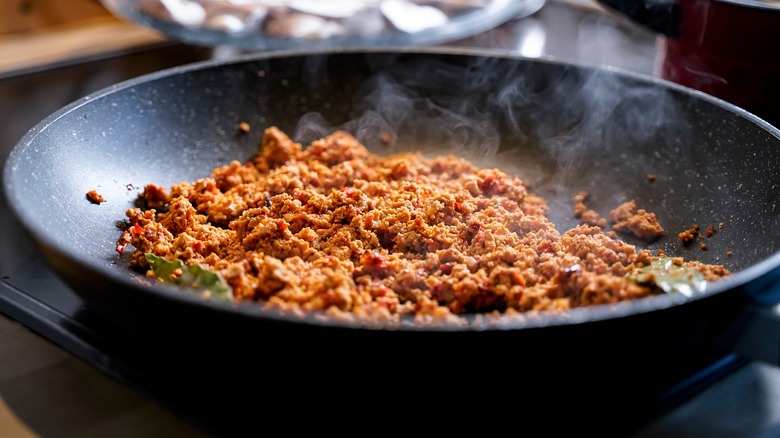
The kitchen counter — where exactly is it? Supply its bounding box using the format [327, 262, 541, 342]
[2, 1, 780, 436]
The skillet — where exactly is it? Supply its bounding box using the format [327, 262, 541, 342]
[4, 47, 780, 424]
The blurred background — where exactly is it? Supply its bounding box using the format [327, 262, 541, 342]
[0, 0, 607, 74]
[0, 0, 165, 74]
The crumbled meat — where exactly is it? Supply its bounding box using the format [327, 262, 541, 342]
[140, 184, 170, 210]
[86, 189, 105, 204]
[256, 126, 303, 168]
[118, 127, 730, 321]
[573, 191, 606, 227]
[609, 200, 665, 241]
[678, 224, 699, 244]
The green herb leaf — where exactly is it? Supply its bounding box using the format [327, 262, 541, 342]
[145, 253, 233, 302]
[629, 257, 707, 296]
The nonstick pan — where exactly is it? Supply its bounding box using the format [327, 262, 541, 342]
[4, 47, 780, 428]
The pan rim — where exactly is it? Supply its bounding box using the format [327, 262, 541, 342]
[4, 46, 780, 332]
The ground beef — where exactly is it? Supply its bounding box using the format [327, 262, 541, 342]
[86, 189, 105, 204]
[573, 191, 607, 228]
[678, 224, 700, 244]
[117, 127, 730, 322]
[609, 200, 665, 241]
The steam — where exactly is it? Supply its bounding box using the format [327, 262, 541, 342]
[293, 57, 503, 160]
[286, 50, 687, 228]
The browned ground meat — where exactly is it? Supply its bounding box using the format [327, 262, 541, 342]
[87, 189, 105, 204]
[117, 127, 730, 322]
[609, 200, 665, 241]
[573, 191, 607, 228]
[678, 224, 700, 244]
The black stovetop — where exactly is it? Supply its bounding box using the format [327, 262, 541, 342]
[0, 2, 769, 436]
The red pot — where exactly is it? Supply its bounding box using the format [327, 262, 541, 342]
[599, 0, 780, 126]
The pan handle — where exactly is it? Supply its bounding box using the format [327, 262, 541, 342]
[595, 0, 680, 36]
[714, 269, 780, 365]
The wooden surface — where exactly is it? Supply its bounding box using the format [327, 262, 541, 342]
[0, 0, 113, 35]
[0, 314, 206, 437]
[0, 16, 167, 75]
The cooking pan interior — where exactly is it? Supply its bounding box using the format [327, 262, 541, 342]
[4, 48, 780, 332]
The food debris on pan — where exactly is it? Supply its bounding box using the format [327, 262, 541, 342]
[609, 199, 665, 242]
[86, 189, 105, 204]
[572, 191, 607, 228]
[115, 127, 731, 323]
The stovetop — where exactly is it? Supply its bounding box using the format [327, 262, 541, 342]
[2, 2, 778, 436]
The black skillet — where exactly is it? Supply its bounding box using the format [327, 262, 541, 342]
[4, 47, 780, 426]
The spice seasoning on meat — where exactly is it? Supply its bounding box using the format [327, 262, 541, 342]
[117, 127, 730, 322]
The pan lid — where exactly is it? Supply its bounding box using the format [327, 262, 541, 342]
[98, 0, 546, 51]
